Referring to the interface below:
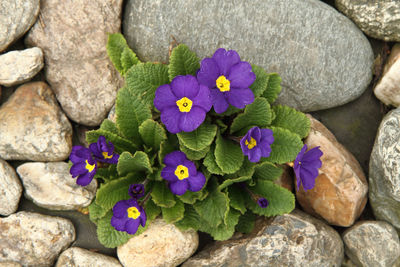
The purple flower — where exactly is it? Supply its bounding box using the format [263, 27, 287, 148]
[154, 75, 212, 133]
[294, 144, 323, 191]
[257, 197, 269, 208]
[111, 198, 146, 235]
[240, 127, 274, 163]
[69, 146, 97, 186]
[129, 184, 145, 199]
[89, 135, 119, 164]
[197, 48, 256, 113]
[161, 151, 206, 195]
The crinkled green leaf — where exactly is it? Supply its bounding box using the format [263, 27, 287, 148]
[218, 160, 255, 190]
[215, 134, 244, 174]
[121, 46, 140, 75]
[117, 151, 152, 177]
[230, 97, 272, 134]
[177, 123, 217, 151]
[271, 105, 311, 139]
[144, 198, 161, 222]
[97, 211, 134, 248]
[94, 164, 118, 182]
[215, 119, 228, 133]
[266, 126, 303, 164]
[158, 138, 177, 165]
[179, 144, 210, 161]
[200, 209, 240, 241]
[262, 73, 282, 104]
[236, 211, 256, 234]
[250, 64, 269, 97]
[203, 144, 224, 175]
[161, 198, 185, 223]
[175, 205, 201, 231]
[106, 33, 140, 76]
[125, 62, 170, 107]
[177, 189, 208, 205]
[99, 119, 119, 134]
[88, 201, 108, 224]
[168, 44, 200, 80]
[253, 161, 283, 182]
[151, 181, 176, 208]
[139, 119, 167, 150]
[228, 186, 246, 214]
[86, 128, 137, 154]
[147, 168, 162, 181]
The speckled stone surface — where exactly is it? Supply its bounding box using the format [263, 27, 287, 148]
[123, 0, 373, 112]
[0, 159, 22, 216]
[55, 247, 121, 267]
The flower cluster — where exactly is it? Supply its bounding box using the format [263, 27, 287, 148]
[111, 196, 147, 235]
[69, 136, 119, 186]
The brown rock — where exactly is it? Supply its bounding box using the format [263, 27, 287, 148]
[274, 164, 293, 192]
[25, 0, 123, 126]
[0, 82, 72, 161]
[295, 115, 368, 227]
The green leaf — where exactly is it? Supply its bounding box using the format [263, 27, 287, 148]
[230, 97, 272, 134]
[151, 181, 176, 208]
[214, 134, 244, 174]
[177, 190, 208, 205]
[106, 33, 140, 76]
[97, 211, 134, 248]
[125, 62, 170, 107]
[246, 180, 295, 216]
[144, 198, 161, 222]
[250, 64, 269, 97]
[117, 151, 153, 177]
[253, 161, 283, 182]
[115, 86, 152, 145]
[266, 126, 303, 164]
[86, 128, 137, 154]
[271, 105, 310, 139]
[168, 44, 200, 80]
[212, 105, 240, 117]
[203, 144, 224, 175]
[228, 186, 246, 214]
[121, 47, 140, 74]
[94, 164, 118, 182]
[100, 119, 119, 134]
[194, 185, 228, 228]
[88, 201, 108, 224]
[175, 205, 201, 231]
[236, 211, 256, 234]
[158, 138, 177, 165]
[139, 119, 167, 150]
[218, 160, 255, 190]
[202, 209, 241, 241]
[147, 168, 162, 181]
[262, 73, 282, 104]
[161, 199, 185, 223]
[179, 144, 210, 161]
[177, 123, 217, 151]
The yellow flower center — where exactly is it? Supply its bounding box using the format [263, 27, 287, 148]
[85, 160, 95, 173]
[174, 165, 189, 180]
[127, 207, 141, 219]
[216, 75, 230, 92]
[102, 151, 113, 159]
[245, 137, 257, 149]
[176, 97, 193, 112]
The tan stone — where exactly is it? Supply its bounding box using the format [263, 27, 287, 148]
[374, 44, 400, 107]
[56, 247, 122, 267]
[295, 115, 368, 227]
[0, 82, 72, 161]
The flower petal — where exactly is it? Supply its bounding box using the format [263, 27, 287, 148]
[211, 89, 229, 113]
[188, 172, 206, 192]
[179, 106, 206, 132]
[89, 143, 101, 158]
[212, 48, 240, 76]
[160, 106, 182, 134]
[169, 180, 189, 195]
[300, 166, 319, 191]
[163, 151, 187, 166]
[76, 171, 94, 186]
[125, 219, 140, 235]
[154, 84, 177, 111]
[70, 162, 87, 177]
[228, 62, 256, 89]
[259, 141, 272, 158]
[183, 159, 197, 176]
[197, 58, 220, 88]
[260, 128, 274, 145]
[70, 146, 91, 163]
[170, 75, 199, 99]
[111, 216, 127, 231]
[192, 84, 212, 112]
[227, 88, 254, 109]
[248, 147, 262, 163]
[161, 166, 178, 182]
[112, 200, 129, 219]
[139, 208, 147, 227]
[303, 146, 323, 162]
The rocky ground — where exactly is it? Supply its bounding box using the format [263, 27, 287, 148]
[1, 0, 400, 266]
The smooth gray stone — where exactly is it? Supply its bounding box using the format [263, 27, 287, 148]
[123, 0, 373, 112]
[336, 0, 400, 42]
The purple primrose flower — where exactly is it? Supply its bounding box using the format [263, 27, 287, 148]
[129, 184, 145, 199]
[240, 127, 274, 163]
[69, 146, 97, 186]
[294, 144, 323, 191]
[161, 151, 206, 195]
[257, 197, 269, 208]
[89, 135, 119, 164]
[111, 198, 146, 235]
[154, 75, 212, 133]
[197, 48, 256, 113]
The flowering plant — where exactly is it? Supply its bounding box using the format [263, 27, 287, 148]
[74, 34, 322, 248]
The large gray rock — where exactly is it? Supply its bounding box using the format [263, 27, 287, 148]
[183, 210, 344, 267]
[0, 47, 44, 87]
[336, 0, 400, 42]
[0, 211, 75, 266]
[0, 159, 22, 216]
[123, 0, 373, 112]
[0, 82, 72, 161]
[0, 0, 39, 52]
[343, 221, 400, 267]
[17, 162, 97, 210]
[369, 107, 400, 232]
[25, 0, 123, 126]
[55, 247, 122, 267]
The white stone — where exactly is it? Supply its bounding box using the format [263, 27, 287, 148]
[0, 159, 22, 216]
[55, 247, 122, 267]
[17, 162, 97, 210]
[0, 47, 44, 87]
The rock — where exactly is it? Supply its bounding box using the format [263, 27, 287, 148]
[0, 82, 72, 161]
[374, 44, 400, 107]
[108, 104, 116, 123]
[17, 162, 97, 210]
[296, 115, 368, 227]
[183, 209, 344, 267]
[25, 0, 123, 126]
[369, 108, 400, 232]
[335, 0, 400, 42]
[55, 247, 121, 267]
[117, 219, 198, 267]
[0, 0, 40, 52]
[0, 47, 44, 87]
[123, 0, 373, 112]
[342, 221, 400, 267]
[274, 165, 293, 192]
[0, 211, 75, 266]
[0, 262, 21, 267]
[0, 159, 22, 216]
